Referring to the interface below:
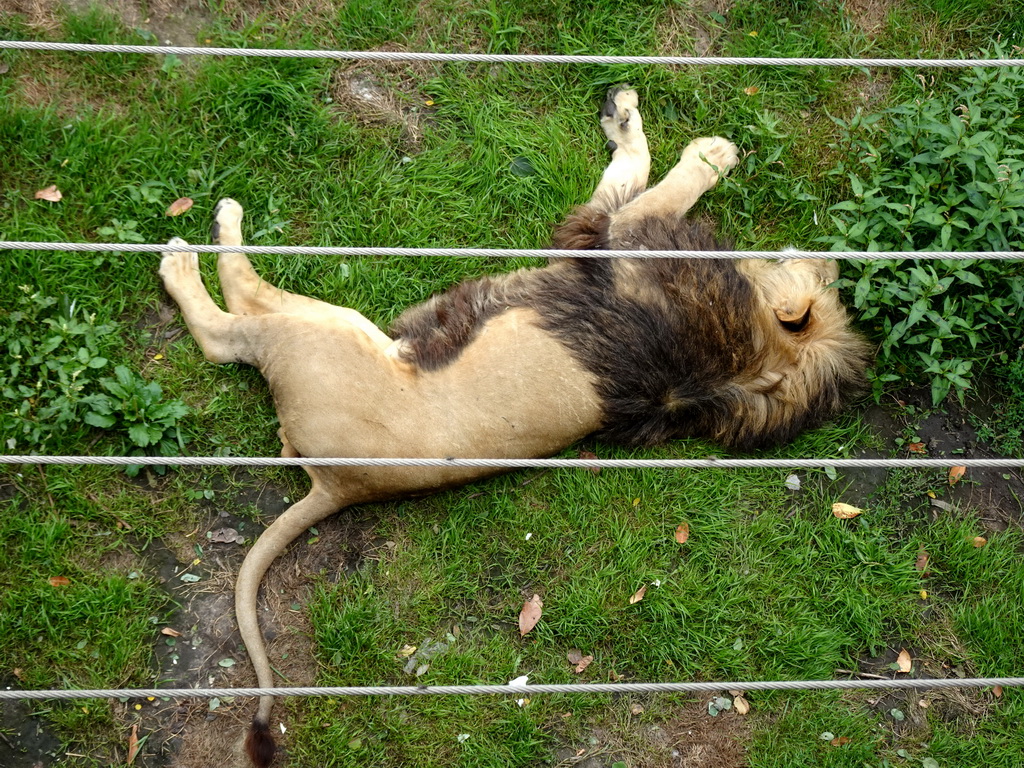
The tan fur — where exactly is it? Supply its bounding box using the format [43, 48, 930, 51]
[159, 89, 865, 766]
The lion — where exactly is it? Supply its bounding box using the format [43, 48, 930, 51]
[158, 87, 870, 767]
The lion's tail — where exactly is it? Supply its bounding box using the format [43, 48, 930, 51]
[237, 486, 341, 766]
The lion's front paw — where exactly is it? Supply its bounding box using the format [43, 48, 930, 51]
[211, 198, 245, 246]
[600, 86, 643, 150]
[683, 137, 740, 179]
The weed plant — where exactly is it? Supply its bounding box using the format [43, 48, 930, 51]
[825, 51, 1024, 404]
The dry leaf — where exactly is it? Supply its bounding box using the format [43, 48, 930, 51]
[675, 522, 690, 544]
[519, 594, 543, 637]
[398, 644, 417, 658]
[908, 442, 926, 454]
[830, 736, 851, 747]
[209, 527, 243, 544]
[574, 655, 594, 674]
[629, 585, 647, 605]
[577, 450, 601, 475]
[166, 197, 194, 217]
[127, 723, 140, 765]
[993, 685, 1003, 698]
[918, 698, 930, 708]
[915, 548, 929, 572]
[972, 536, 987, 548]
[744, 85, 760, 95]
[160, 627, 182, 637]
[48, 576, 71, 587]
[12, 667, 25, 681]
[896, 649, 912, 673]
[630, 703, 644, 715]
[832, 502, 863, 519]
[733, 695, 750, 715]
[948, 465, 966, 485]
[34, 185, 62, 202]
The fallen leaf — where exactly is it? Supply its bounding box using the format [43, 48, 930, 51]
[34, 185, 62, 202]
[632, 498, 640, 507]
[127, 724, 140, 765]
[160, 627, 182, 637]
[743, 85, 760, 95]
[748, 30, 759, 37]
[675, 522, 690, 544]
[929, 498, 954, 512]
[209, 527, 242, 544]
[948, 466, 966, 485]
[915, 548, 929, 572]
[896, 649, 912, 673]
[166, 197, 193, 216]
[577, 450, 601, 475]
[832, 502, 863, 519]
[918, 698, 930, 708]
[908, 442, 926, 454]
[519, 594, 543, 637]
[573, 655, 594, 674]
[630, 703, 644, 715]
[629, 585, 647, 605]
[922, 759, 940, 768]
[13, 668, 25, 681]
[830, 736, 851, 746]
[0, 61, 9, 75]
[567, 649, 583, 665]
[397, 644, 417, 658]
[733, 695, 750, 715]
[920, 589, 928, 600]
[48, 576, 71, 587]
[972, 536, 987, 548]
[993, 685, 1003, 698]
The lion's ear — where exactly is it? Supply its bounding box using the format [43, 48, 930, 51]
[774, 300, 812, 332]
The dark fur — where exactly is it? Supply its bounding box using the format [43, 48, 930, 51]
[390, 208, 865, 450]
[245, 719, 275, 768]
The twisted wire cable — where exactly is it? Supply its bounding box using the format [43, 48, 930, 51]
[1, 41, 1023, 67]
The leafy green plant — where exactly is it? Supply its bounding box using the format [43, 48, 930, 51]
[84, 365, 189, 456]
[97, 218, 145, 243]
[1, 289, 189, 462]
[824, 49, 1024, 404]
[1, 289, 115, 450]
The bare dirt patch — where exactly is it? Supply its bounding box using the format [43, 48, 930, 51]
[656, 0, 733, 57]
[555, 697, 751, 768]
[329, 49, 438, 154]
[842, 0, 896, 38]
[1, 0, 212, 45]
[145, 485, 379, 768]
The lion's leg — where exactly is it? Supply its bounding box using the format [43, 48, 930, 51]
[586, 87, 650, 213]
[609, 136, 739, 238]
[213, 198, 393, 348]
[159, 238, 258, 365]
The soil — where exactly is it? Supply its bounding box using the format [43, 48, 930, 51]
[553, 698, 751, 768]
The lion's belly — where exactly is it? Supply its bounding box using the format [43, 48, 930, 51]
[253, 308, 602, 500]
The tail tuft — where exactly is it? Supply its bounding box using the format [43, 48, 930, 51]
[245, 718, 276, 768]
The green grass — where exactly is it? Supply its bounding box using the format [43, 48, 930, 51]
[1, 0, 1023, 766]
